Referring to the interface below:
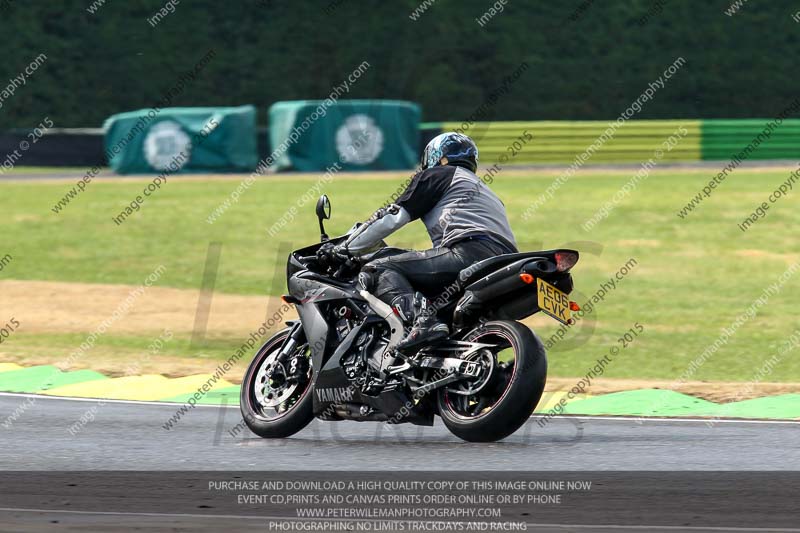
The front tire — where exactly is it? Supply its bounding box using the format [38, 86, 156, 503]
[437, 320, 547, 442]
[240, 327, 315, 438]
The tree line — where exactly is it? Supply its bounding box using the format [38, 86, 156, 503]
[1, 0, 796, 128]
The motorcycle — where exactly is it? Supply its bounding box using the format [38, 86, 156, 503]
[240, 195, 579, 442]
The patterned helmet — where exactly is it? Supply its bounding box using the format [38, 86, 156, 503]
[421, 132, 479, 172]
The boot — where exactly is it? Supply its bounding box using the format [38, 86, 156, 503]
[395, 292, 449, 353]
[390, 294, 415, 325]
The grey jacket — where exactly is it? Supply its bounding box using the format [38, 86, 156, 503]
[346, 164, 517, 254]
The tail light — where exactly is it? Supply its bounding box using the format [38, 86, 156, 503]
[554, 251, 579, 272]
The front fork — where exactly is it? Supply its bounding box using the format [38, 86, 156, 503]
[276, 321, 307, 381]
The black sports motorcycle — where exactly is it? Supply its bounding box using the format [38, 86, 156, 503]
[240, 195, 579, 442]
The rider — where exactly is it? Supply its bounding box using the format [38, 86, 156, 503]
[334, 132, 518, 352]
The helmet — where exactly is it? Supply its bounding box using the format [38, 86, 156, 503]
[421, 132, 478, 173]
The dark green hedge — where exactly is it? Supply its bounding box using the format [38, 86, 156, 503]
[1, 0, 798, 128]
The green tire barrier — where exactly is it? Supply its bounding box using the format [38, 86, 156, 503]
[269, 100, 420, 171]
[1, 364, 798, 420]
[104, 105, 258, 174]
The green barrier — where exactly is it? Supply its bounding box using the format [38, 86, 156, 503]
[701, 119, 800, 160]
[441, 120, 702, 164]
[269, 100, 420, 171]
[104, 105, 258, 174]
[432, 118, 800, 165]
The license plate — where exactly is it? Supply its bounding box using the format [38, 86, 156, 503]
[537, 278, 571, 325]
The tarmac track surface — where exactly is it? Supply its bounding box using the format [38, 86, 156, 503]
[1, 394, 799, 532]
[1, 394, 798, 471]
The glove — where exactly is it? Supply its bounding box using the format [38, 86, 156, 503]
[332, 244, 351, 260]
[316, 242, 337, 262]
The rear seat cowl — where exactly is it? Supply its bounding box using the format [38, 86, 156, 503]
[458, 251, 551, 286]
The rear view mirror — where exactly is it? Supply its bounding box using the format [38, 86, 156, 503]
[316, 195, 331, 220]
[316, 195, 331, 241]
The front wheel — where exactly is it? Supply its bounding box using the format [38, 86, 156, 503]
[240, 327, 315, 438]
[437, 320, 547, 442]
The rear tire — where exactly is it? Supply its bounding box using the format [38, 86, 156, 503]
[240, 327, 315, 438]
[437, 320, 547, 442]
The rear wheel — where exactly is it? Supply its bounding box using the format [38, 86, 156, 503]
[436, 320, 547, 442]
[240, 327, 315, 438]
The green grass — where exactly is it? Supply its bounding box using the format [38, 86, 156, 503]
[1, 167, 799, 381]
